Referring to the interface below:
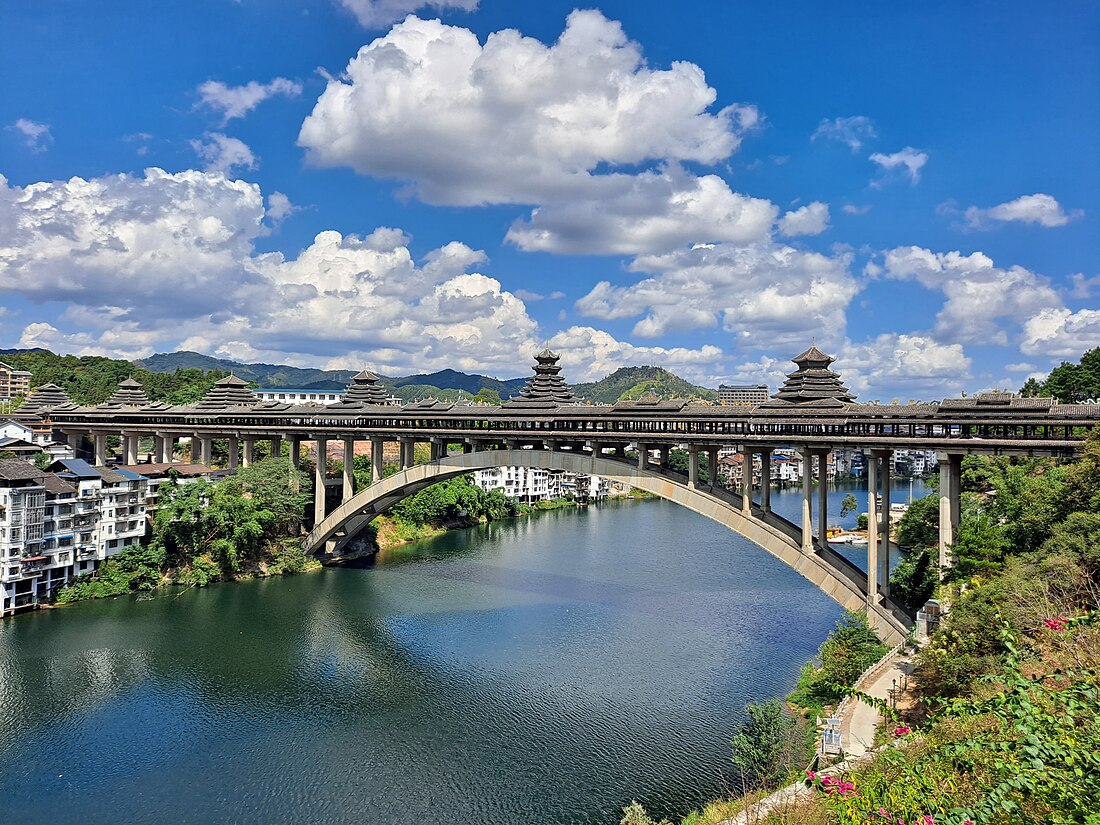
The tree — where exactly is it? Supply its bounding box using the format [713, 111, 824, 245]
[729, 700, 805, 791]
[471, 388, 501, 405]
[889, 549, 938, 612]
[840, 493, 858, 518]
[895, 493, 939, 549]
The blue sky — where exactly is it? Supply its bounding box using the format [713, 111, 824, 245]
[1, 0, 1097, 399]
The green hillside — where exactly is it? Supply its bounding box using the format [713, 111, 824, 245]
[135, 351, 357, 390]
[0, 348, 227, 405]
[391, 368, 526, 397]
[572, 366, 717, 404]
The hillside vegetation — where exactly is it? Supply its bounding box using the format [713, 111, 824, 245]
[573, 366, 717, 403]
[6, 347, 719, 405]
[1, 348, 227, 405]
[1020, 346, 1100, 403]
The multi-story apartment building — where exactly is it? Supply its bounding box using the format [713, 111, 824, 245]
[717, 384, 769, 406]
[471, 466, 615, 503]
[0, 362, 32, 403]
[1, 458, 155, 617]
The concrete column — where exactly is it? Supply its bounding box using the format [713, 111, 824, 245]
[739, 448, 752, 512]
[589, 441, 603, 459]
[879, 451, 892, 596]
[371, 437, 384, 484]
[227, 436, 239, 470]
[800, 447, 813, 551]
[270, 435, 283, 459]
[342, 436, 355, 501]
[400, 438, 413, 470]
[818, 452, 829, 548]
[66, 431, 82, 452]
[198, 436, 213, 466]
[637, 444, 649, 470]
[94, 434, 108, 466]
[761, 450, 772, 511]
[123, 434, 138, 465]
[289, 436, 302, 470]
[162, 434, 175, 463]
[938, 452, 962, 571]
[867, 452, 879, 604]
[659, 445, 670, 467]
[707, 447, 720, 485]
[242, 438, 255, 468]
[688, 446, 700, 487]
[314, 436, 329, 521]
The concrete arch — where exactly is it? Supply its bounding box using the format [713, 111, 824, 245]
[305, 449, 912, 644]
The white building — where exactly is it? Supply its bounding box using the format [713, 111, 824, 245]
[1, 458, 157, 617]
[255, 388, 347, 405]
[471, 466, 614, 502]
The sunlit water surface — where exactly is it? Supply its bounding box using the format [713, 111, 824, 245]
[0, 480, 924, 824]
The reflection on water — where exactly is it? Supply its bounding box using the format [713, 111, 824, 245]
[0, 480, 925, 824]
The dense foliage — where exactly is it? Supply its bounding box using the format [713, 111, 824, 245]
[56, 458, 312, 601]
[1020, 345, 1100, 403]
[572, 366, 717, 403]
[2, 348, 227, 405]
[729, 700, 807, 792]
[390, 476, 520, 527]
[789, 611, 889, 708]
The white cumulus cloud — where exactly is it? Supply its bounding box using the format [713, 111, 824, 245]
[963, 193, 1082, 230]
[1021, 307, 1100, 358]
[505, 166, 776, 255]
[577, 241, 859, 348]
[878, 246, 1062, 345]
[0, 168, 265, 317]
[337, 0, 479, 29]
[548, 326, 724, 384]
[197, 77, 302, 123]
[299, 11, 754, 206]
[778, 201, 830, 237]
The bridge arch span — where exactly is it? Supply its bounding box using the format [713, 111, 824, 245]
[305, 449, 912, 644]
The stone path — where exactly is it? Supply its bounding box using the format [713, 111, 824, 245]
[722, 649, 914, 824]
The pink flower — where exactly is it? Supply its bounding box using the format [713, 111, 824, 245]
[1044, 617, 1068, 631]
[805, 769, 816, 781]
[894, 725, 911, 736]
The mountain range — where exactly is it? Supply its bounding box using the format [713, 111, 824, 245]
[134, 352, 716, 403]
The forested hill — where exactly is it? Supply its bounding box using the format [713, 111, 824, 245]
[3, 348, 717, 406]
[0, 348, 227, 406]
[135, 351, 358, 390]
[572, 366, 718, 404]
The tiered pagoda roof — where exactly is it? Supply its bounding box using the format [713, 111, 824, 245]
[760, 344, 855, 408]
[17, 383, 75, 416]
[191, 374, 258, 410]
[100, 377, 151, 408]
[505, 349, 576, 408]
[330, 369, 390, 409]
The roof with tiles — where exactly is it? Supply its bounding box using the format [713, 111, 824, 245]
[329, 369, 391, 409]
[505, 349, 577, 408]
[760, 344, 856, 408]
[191, 374, 258, 410]
[100, 377, 152, 408]
[17, 383, 76, 416]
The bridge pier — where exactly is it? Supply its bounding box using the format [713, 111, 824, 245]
[637, 444, 649, 470]
[761, 449, 772, 511]
[938, 452, 962, 572]
[800, 447, 814, 551]
[121, 432, 139, 465]
[739, 447, 752, 511]
[289, 435, 302, 470]
[688, 445, 700, 487]
[228, 436, 239, 469]
[242, 437, 255, 468]
[399, 438, 414, 470]
[371, 437, 384, 482]
[818, 452, 829, 551]
[315, 436, 329, 519]
[270, 435, 282, 460]
[342, 436, 355, 499]
[158, 434, 175, 463]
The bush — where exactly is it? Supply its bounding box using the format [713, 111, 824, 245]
[790, 611, 888, 708]
[729, 700, 807, 792]
[889, 549, 938, 613]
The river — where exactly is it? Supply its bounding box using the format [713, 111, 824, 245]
[0, 478, 926, 824]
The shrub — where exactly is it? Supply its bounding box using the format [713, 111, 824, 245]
[729, 700, 807, 792]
